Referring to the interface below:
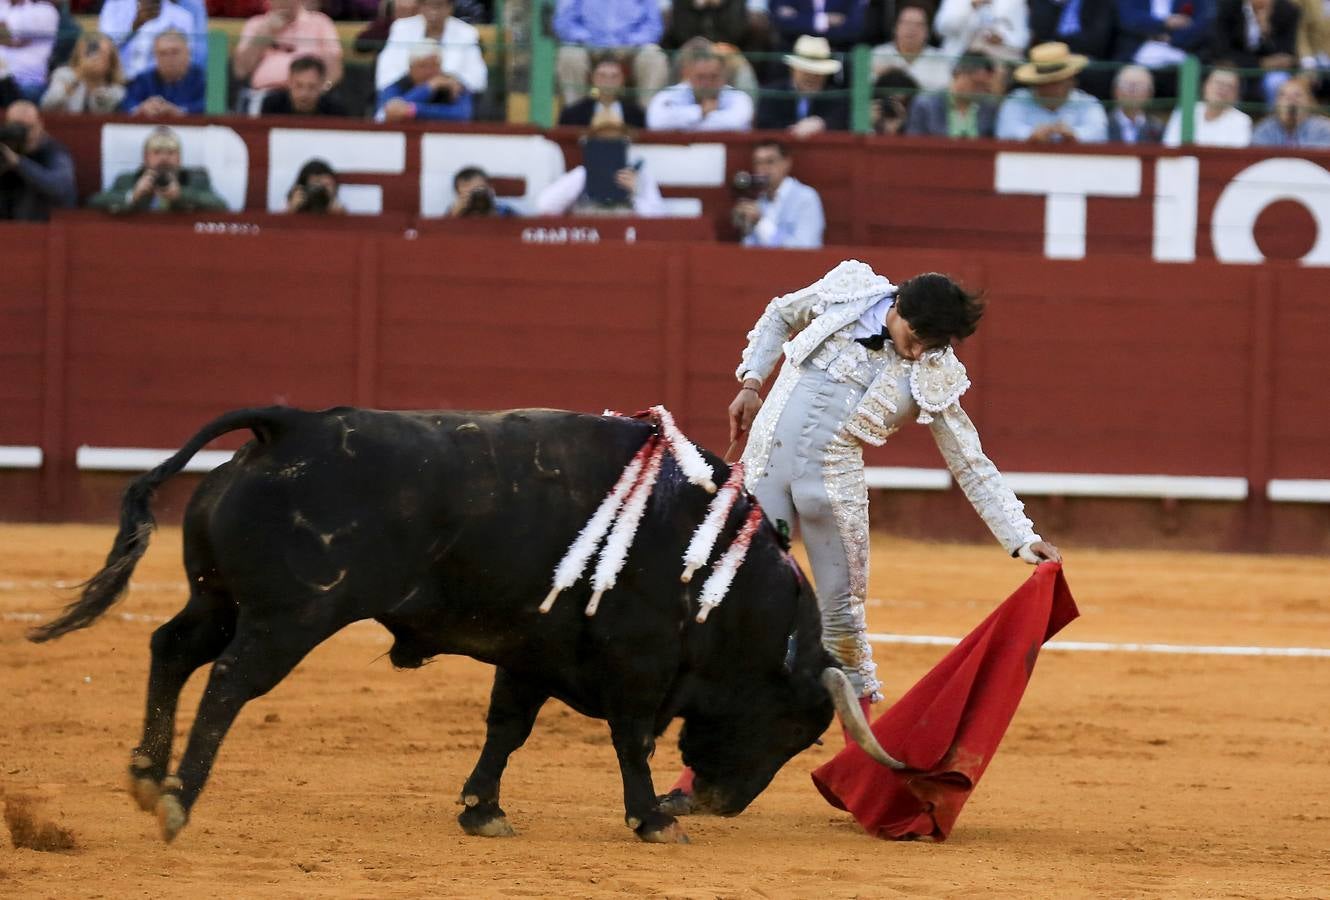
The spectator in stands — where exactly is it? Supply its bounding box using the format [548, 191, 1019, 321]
[1251, 73, 1330, 144]
[664, 0, 750, 51]
[121, 28, 204, 115]
[234, 0, 342, 110]
[377, 46, 471, 119]
[354, 0, 416, 54]
[906, 53, 999, 136]
[1114, 0, 1214, 75]
[535, 120, 665, 216]
[871, 5, 952, 93]
[446, 165, 517, 216]
[995, 40, 1108, 141]
[374, 0, 484, 102]
[1162, 65, 1252, 145]
[40, 31, 125, 112]
[558, 56, 646, 127]
[0, 0, 59, 99]
[1028, 0, 1115, 97]
[98, 0, 194, 80]
[1105, 64, 1163, 143]
[870, 67, 922, 134]
[935, 0, 1030, 65]
[731, 138, 824, 248]
[647, 38, 754, 128]
[1294, 0, 1330, 78]
[755, 34, 849, 133]
[553, 0, 668, 106]
[0, 100, 74, 220]
[768, 0, 868, 51]
[285, 158, 347, 213]
[87, 124, 228, 213]
[261, 53, 345, 113]
[1212, 0, 1300, 103]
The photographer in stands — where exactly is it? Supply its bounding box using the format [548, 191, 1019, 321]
[87, 124, 227, 213]
[446, 165, 517, 217]
[285, 157, 346, 214]
[0, 99, 75, 220]
[729, 138, 824, 248]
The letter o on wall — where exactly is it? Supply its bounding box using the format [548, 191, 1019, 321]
[1211, 158, 1330, 265]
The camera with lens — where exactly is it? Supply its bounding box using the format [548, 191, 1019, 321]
[731, 170, 769, 197]
[152, 169, 175, 190]
[460, 185, 495, 217]
[300, 182, 332, 213]
[0, 122, 29, 155]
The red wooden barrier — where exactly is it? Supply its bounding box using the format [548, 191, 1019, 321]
[3, 221, 1329, 552]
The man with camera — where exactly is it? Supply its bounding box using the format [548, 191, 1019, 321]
[87, 125, 227, 214]
[284, 158, 345, 214]
[0, 100, 75, 221]
[446, 166, 517, 217]
[730, 139, 824, 248]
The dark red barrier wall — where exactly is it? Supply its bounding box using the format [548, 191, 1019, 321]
[4, 220, 1329, 552]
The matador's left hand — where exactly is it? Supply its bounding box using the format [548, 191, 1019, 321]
[1019, 540, 1062, 564]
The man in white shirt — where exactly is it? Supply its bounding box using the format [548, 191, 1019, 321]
[375, 0, 486, 96]
[646, 40, 753, 130]
[1162, 66, 1252, 147]
[732, 139, 824, 249]
[0, 0, 58, 95]
[871, 4, 953, 93]
[99, 0, 195, 81]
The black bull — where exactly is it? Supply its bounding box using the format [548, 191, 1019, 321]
[30, 406, 894, 844]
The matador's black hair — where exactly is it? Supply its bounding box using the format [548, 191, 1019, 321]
[894, 272, 985, 346]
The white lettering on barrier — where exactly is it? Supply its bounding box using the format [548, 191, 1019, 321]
[1153, 156, 1199, 263]
[996, 151, 1330, 266]
[1210, 158, 1330, 265]
[267, 129, 407, 215]
[994, 152, 1142, 260]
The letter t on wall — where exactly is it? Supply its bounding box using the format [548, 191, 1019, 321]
[995, 153, 1142, 260]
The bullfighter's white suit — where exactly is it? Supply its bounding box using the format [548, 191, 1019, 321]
[736, 260, 1043, 701]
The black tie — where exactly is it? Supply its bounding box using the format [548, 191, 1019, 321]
[855, 327, 888, 352]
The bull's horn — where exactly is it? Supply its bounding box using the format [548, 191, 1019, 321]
[820, 668, 908, 771]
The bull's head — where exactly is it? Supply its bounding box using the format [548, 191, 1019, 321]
[675, 565, 905, 816]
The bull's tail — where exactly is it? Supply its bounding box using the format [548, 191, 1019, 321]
[28, 407, 298, 643]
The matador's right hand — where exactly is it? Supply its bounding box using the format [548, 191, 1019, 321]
[728, 384, 763, 445]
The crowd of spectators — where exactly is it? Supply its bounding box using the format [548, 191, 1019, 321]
[4, 0, 1330, 235]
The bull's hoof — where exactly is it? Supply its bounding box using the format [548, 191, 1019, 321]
[655, 789, 694, 817]
[155, 794, 188, 843]
[128, 774, 161, 812]
[458, 802, 516, 838]
[633, 811, 689, 844]
[128, 752, 161, 812]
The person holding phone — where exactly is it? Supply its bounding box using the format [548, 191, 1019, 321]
[40, 32, 126, 113]
[534, 121, 665, 216]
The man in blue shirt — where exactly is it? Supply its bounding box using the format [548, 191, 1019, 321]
[121, 28, 205, 116]
[733, 139, 825, 249]
[553, 0, 668, 105]
[995, 41, 1108, 143]
[377, 48, 472, 121]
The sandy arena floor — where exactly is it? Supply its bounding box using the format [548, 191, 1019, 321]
[2, 523, 1328, 898]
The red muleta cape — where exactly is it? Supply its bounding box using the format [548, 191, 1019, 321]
[811, 562, 1079, 841]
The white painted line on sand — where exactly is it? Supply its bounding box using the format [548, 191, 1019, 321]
[867, 633, 1330, 658]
